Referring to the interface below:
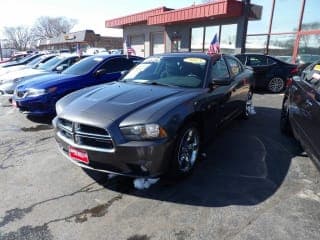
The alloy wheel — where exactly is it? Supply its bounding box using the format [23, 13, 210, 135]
[268, 77, 284, 93]
[177, 127, 200, 173]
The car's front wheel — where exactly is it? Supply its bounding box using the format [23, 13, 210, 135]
[268, 77, 285, 93]
[170, 122, 200, 177]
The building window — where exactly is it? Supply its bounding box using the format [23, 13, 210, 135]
[271, 0, 301, 33]
[205, 26, 220, 49]
[302, 0, 320, 30]
[297, 33, 320, 63]
[247, 0, 273, 34]
[245, 35, 267, 54]
[220, 24, 237, 54]
[268, 34, 296, 58]
[191, 27, 204, 51]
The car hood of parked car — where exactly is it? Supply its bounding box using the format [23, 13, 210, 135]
[1, 68, 47, 83]
[57, 81, 203, 129]
[0, 65, 29, 78]
[16, 73, 78, 90]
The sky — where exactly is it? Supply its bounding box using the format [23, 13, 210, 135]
[0, 0, 204, 38]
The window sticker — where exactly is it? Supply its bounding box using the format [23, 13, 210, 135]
[184, 58, 206, 64]
[93, 57, 104, 62]
[313, 64, 320, 71]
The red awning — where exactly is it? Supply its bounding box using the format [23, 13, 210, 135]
[105, 7, 172, 28]
[148, 0, 243, 25]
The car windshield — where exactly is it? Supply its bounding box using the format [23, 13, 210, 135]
[26, 56, 44, 67]
[122, 56, 207, 88]
[37, 56, 67, 71]
[62, 56, 104, 75]
[16, 54, 37, 63]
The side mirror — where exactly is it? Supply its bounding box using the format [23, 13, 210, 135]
[211, 77, 231, 86]
[94, 69, 107, 77]
[120, 70, 129, 77]
[56, 64, 68, 73]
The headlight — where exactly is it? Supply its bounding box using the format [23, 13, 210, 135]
[120, 124, 167, 140]
[23, 87, 57, 98]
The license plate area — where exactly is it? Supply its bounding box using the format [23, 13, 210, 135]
[69, 146, 89, 164]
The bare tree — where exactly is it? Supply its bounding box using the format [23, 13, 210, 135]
[32, 16, 78, 39]
[3, 26, 34, 50]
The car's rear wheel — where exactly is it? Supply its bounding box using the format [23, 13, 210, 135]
[280, 98, 292, 135]
[268, 77, 285, 93]
[170, 122, 200, 178]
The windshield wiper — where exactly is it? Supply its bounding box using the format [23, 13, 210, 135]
[150, 81, 174, 87]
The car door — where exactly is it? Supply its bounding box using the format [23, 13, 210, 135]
[202, 56, 231, 135]
[291, 66, 320, 163]
[247, 55, 270, 88]
[94, 57, 134, 84]
[223, 56, 248, 120]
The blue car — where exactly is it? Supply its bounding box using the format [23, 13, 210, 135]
[13, 54, 143, 116]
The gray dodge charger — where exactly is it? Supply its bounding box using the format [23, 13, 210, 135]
[53, 53, 253, 178]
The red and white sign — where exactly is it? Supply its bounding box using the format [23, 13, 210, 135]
[69, 146, 89, 164]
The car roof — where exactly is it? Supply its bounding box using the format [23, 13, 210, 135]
[150, 52, 231, 60]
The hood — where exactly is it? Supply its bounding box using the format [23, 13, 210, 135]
[16, 73, 77, 90]
[0, 65, 27, 77]
[1, 68, 46, 83]
[58, 82, 186, 128]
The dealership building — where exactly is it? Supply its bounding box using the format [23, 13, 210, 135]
[106, 0, 320, 63]
[38, 30, 123, 52]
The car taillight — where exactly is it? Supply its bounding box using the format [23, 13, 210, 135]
[286, 77, 293, 88]
[290, 67, 299, 75]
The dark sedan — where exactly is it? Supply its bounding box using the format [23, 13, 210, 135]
[236, 53, 298, 93]
[53, 53, 253, 178]
[280, 60, 320, 168]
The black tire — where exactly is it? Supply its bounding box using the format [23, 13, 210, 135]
[241, 90, 253, 120]
[280, 98, 292, 135]
[169, 122, 201, 178]
[268, 77, 285, 93]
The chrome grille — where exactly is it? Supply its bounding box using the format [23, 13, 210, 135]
[57, 118, 114, 152]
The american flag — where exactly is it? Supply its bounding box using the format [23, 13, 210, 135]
[207, 33, 220, 55]
[124, 39, 136, 56]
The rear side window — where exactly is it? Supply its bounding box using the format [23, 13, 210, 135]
[236, 55, 247, 64]
[267, 57, 276, 65]
[225, 57, 243, 76]
[248, 55, 267, 66]
[211, 57, 230, 79]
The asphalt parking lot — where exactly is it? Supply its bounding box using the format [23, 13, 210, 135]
[0, 93, 320, 240]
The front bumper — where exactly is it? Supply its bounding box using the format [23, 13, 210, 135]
[13, 95, 55, 116]
[53, 118, 174, 177]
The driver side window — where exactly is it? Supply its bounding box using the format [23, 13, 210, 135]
[211, 58, 230, 79]
[99, 58, 134, 74]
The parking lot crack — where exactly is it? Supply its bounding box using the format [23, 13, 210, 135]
[46, 194, 123, 224]
[0, 181, 107, 228]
